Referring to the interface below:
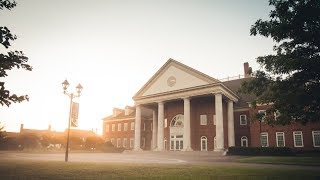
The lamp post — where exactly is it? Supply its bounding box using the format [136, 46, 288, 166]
[62, 79, 83, 162]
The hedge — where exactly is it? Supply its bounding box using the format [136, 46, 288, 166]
[227, 146, 295, 156]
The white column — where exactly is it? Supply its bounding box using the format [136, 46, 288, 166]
[214, 93, 224, 151]
[157, 102, 164, 151]
[134, 105, 142, 150]
[152, 110, 158, 149]
[228, 100, 235, 147]
[183, 97, 192, 151]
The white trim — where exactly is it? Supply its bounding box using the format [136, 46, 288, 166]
[293, 131, 304, 147]
[312, 131, 320, 147]
[239, 115, 247, 125]
[103, 118, 135, 122]
[200, 115, 207, 125]
[130, 122, 135, 131]
[276, 132, 285, 147]
[117, 123, 122, 131]
[240, 136, 248, 147]
[200, 136, 207, 151]
[130, 138, 134, 148]
[111, 124, 115, 131]
[260, 132, 269, 147]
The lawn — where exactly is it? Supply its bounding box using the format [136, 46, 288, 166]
[0, 159, 319, 180]
[236, 156, 320, 166]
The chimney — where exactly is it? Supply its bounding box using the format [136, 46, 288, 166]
[20, 124, 24, 133]
[113, 108, 123, 117]
[244, 62, 251, 78]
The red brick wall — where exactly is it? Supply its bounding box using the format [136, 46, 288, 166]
[249, 106, 320, 150]
[234, 110, 251, 147]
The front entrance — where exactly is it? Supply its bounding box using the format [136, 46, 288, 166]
[170, 135, 183, 150]
[170, 114, 184, 151]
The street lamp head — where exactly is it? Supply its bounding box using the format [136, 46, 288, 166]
[62, 79, 69, 93]
[76, 83, 83, 96]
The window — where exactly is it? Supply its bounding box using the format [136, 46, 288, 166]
[117, 123, 121, 131]
[117, 138, 121, 147]
[164, 118, 168, 128]
[123, 138, 127, 147]
[240, 115, 247, 125]
[106, 124, 109, 133]
[201, 136, 207, 151]
[143, 123, 146, 131]
[171, 115, 184, 127]
[312, 131, 320, 147]
[130, 138, 134, 148]
[260, 132, 269, 147]
[124, 123, 128, 131]
[276, 132, 285, 147]
[141, 137, 145, 148]
[213, 115, 216, 125]
[112, 124, 115, 131]
[200, 115, 207, 125]
[131, 122, 134, 130]
[258, 110, 266, 122]
[293, 131, 304, 147]
[111, 138, 114, 145]
[274, 111, 280, 120]
[241, 136, 248, 147]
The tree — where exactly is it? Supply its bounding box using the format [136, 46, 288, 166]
[0, 0, 32, 107]
[241, 0, 320, 125]
[85, 136, 103, 150]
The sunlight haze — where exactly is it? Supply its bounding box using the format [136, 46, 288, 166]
[0, 0, 274, 134]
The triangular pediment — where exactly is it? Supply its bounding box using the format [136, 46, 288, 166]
[133, 59, 220, 98]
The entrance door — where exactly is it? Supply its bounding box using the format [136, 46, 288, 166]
[170, 135, 183, 151]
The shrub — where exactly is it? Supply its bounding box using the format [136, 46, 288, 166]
[227, 146, 295, 156]
[101, 141, 125, 153]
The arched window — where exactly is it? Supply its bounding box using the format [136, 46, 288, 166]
[171, 114, 184, 127]
[241, 136, 248, 147]
[201, 136, 207, 151]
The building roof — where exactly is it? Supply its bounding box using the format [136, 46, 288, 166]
[222, 77, 255, 108]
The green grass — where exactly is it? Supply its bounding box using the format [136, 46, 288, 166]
[0, 159, 319, 180]
[236, 156, 320, 166]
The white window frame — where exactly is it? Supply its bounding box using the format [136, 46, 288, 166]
[240, 115, 247, 125]
[200, 115, 207, 125]
[123, 138, 127, 147]
[241, 136, 248, 147]
[117, 123, 121, 131]
[117, 138, 121, 147]
[143, 122, 146, 131]
[293, 131, 304, 147]
[131, 122, 134, 130]
[130, 138, 134, 148]
[200, 136, 207, 151]
[312, 131, 320, 147]
[260, 132, 269, 147]
[164, 118, 168, 128]
[124, 123, 128, 131]
[112, 124, 115, 131]
[276, 132, 285, 147]
[106, 124, 109, 132]
[258, 110, 266, 122]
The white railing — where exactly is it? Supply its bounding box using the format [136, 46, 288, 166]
[219, 74, 245, 82]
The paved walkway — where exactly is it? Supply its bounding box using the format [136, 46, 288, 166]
[0, 151, 319, 171]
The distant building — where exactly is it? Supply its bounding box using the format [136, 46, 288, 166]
[102, 59, 320, 151]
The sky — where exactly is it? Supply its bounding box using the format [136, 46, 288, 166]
[0, 0, 275, 135]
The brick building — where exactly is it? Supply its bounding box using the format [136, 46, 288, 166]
[102, 59, 320, 151]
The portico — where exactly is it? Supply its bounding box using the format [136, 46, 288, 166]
[133, 59, 238, 151]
